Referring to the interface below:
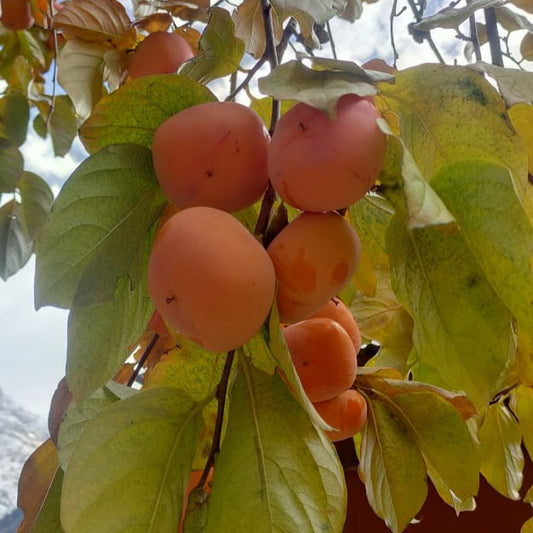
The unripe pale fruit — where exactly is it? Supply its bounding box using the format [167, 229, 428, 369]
[268, 94, 387, 212]
[283, 317, 358, 402]
[267, 212, 361, 323]
[147, 207, 275, 352]
[152, 102, 270, 212]
[309, 297, 361, 352]
[127, 31, 193, 79]
[314, 389, 367, 442]
[1, 0, 34, 30]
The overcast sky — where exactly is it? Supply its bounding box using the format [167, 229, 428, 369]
[0, 0, 470, 417]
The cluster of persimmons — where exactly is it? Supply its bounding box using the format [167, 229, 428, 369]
[137, 31, 387, 450]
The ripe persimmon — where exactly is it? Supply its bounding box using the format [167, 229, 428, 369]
[314, 389, 367, 442]
[267, 212, 361, 323]
[1, 0, 34, 30]
[147, 207, 275, 352]
[152, 101, 270, 212]
[309, 297, 361, 352]
[268, 94, 387, 212]
[283, 317, 358, 402]
[127, 31, 193, 79]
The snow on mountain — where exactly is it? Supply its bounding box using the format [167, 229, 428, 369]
[0, 388, 48, 524]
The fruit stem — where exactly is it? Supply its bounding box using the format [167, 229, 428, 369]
[127, 333, 160, 387]
[198, 349, 235, 488]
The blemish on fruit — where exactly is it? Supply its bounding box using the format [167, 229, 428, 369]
[330, 262, 349, 286]
[298, 122, 307, 132]
[165, 295, 176, 304]
[206, 169, 214, 178]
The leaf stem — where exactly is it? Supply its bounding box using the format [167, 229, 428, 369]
[485, 7, 504, 66]
[198, 349, 235, 488]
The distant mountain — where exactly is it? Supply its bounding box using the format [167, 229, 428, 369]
[0, 389, 47, 529]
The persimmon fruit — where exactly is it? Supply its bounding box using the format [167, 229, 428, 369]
[267, 211, 361, 323]
[1, 0, 34, 30]
[268, 94, 387, 212]
[283, 317, 358, 402]
[127, 31, 193, 79]
[152, 101, 270, 212]
[314, 389, 367, 442]
[309, 297, 361, 352]
[147, 207, 275, 352]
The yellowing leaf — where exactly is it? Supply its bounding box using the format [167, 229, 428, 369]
[61, 388, 206, 533]
[510, 385, 533, 460]
[523, 516, 533, 533]
[57, 40, 107, 119]
[359, 397, 428, 533]
[509, 103, 533, 176]
[521, 32, 533, 60]
[29, 469, 64, 533]
[205, 358, 346, 533]
[479, 401, 524, 500]
[52, 0, 137, 49]
[17, 439, 59, 533]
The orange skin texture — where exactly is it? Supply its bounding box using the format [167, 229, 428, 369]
[1, 0, 34, 30]
[152, 101, 270, 213]
[268, 94, 387, 212]
[147, 207, 276, 352]
[127, 31, 193, 79]
[267, 212, 361, 323]
[283, 318, 358, 402]
[314, 389, 368, 442]
[309, 297, 361, 352]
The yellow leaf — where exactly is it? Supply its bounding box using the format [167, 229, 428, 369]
[52, 0, 137, 50]
[16, 439, 59, 533]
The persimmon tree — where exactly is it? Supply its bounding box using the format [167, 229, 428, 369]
[2, 0, 533, 532]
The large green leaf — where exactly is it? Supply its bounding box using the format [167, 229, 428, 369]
[386, 211, 512, 406]
[0, 138, 23, 193]
[57, 382, 136, 470]
[393, 392, 479, 503]
[66, 272, 154, 402]
[35, 144, 166, 310]
[17, 171, 54, 242]
[180, 7, 245, 84]
[432, 160, 533, 334]
[205, 357, 346, 533]
[479, 401, 524, 500]
[359, 396, 428, 533]
[379, 64, 528, 198]
[0, 199, 32, 280]
[79, 75, 215, 154]
[61, 387, 205, 533]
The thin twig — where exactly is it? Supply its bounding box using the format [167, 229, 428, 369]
[485, 7, 504, 66]
[46, 0, 58, 128]
[254, 182, 276, 237]
[198, 349, 235, 488]
[390, 0, 400, 67]
[326, 20, 337, 59]
[467, 0, 482, 62]
[127, 333, 160, 387]
[225, 55, 268, 101]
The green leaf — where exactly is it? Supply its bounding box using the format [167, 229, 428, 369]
[31, 468, 65, 533]
[4, 91, 29, 146]
[432, 160, 533, 336]
[205, 357, 346, 533]
[67, 272, 154, 402]
[0, 199, 32, 281]
[379, 64, 528, 199]
[393, 392, 479, 503]
[79, 75, 215, 154]
[510, 385, 533, 460]
[479, 401, 524, 500]
[35, 144, 166, 310]
[0, 138, 23, 193]
[57, 40, 106, 119]
[57, 382, 136, 470]
[48, 95, 79, 157]
[233, 0, 270, 58]
[259, 58, 390, 113]
[17, 171, 54, 241]
[180, 7, 245, 84]
[270, 0, 337, 24]
[61, 387, 205, 533]
[386, 211, 512, 406]
[359, 396, 428, 533]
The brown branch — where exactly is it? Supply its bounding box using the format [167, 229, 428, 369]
[485, 7, 504, 66]
[127, 333, 160, 387]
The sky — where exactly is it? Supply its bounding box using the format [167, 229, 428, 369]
[0, 0, 472, 417]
